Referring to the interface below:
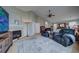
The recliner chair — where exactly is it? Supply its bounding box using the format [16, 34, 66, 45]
[40, 26, 49, 37]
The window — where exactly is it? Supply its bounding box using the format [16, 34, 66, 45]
[69, 21, 77, 29]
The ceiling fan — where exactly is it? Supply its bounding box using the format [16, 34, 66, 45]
[48, 9, 55, 18]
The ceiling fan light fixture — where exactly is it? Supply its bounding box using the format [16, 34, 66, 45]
[48, 14, 52, 17]
[48, 9, 55, 18]
[52, 15, 55, 16]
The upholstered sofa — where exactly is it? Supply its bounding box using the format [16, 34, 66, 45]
[53, 29, 75, 47]
[41, 31, 49, 37]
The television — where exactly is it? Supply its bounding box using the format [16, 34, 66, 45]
[0, 7, 9, 34]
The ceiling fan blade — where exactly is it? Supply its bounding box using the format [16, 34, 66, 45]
[48, 9, 55, 18]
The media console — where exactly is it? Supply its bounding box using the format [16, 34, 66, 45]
[0, 32, 13, 53]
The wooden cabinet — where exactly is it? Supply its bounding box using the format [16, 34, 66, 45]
[0, 32, 13, 53]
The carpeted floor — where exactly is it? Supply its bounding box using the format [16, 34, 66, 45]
[7, 35, 79, 53]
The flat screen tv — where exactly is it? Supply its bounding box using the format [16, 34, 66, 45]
[0, 7, 9, 34]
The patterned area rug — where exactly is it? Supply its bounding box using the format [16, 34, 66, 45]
[15, 35, 74, 53]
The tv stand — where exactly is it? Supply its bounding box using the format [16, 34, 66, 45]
[0, 32, 13, 53]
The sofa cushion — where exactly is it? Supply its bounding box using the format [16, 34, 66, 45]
[59, 29, 75, 35]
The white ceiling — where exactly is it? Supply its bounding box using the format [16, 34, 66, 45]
[15, 6, 79, 23]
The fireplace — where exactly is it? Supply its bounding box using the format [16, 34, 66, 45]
[12, 30, 21, 39]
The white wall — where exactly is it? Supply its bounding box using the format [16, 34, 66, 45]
[2, 7, 45, 37]
[35, 23, 40, 33]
